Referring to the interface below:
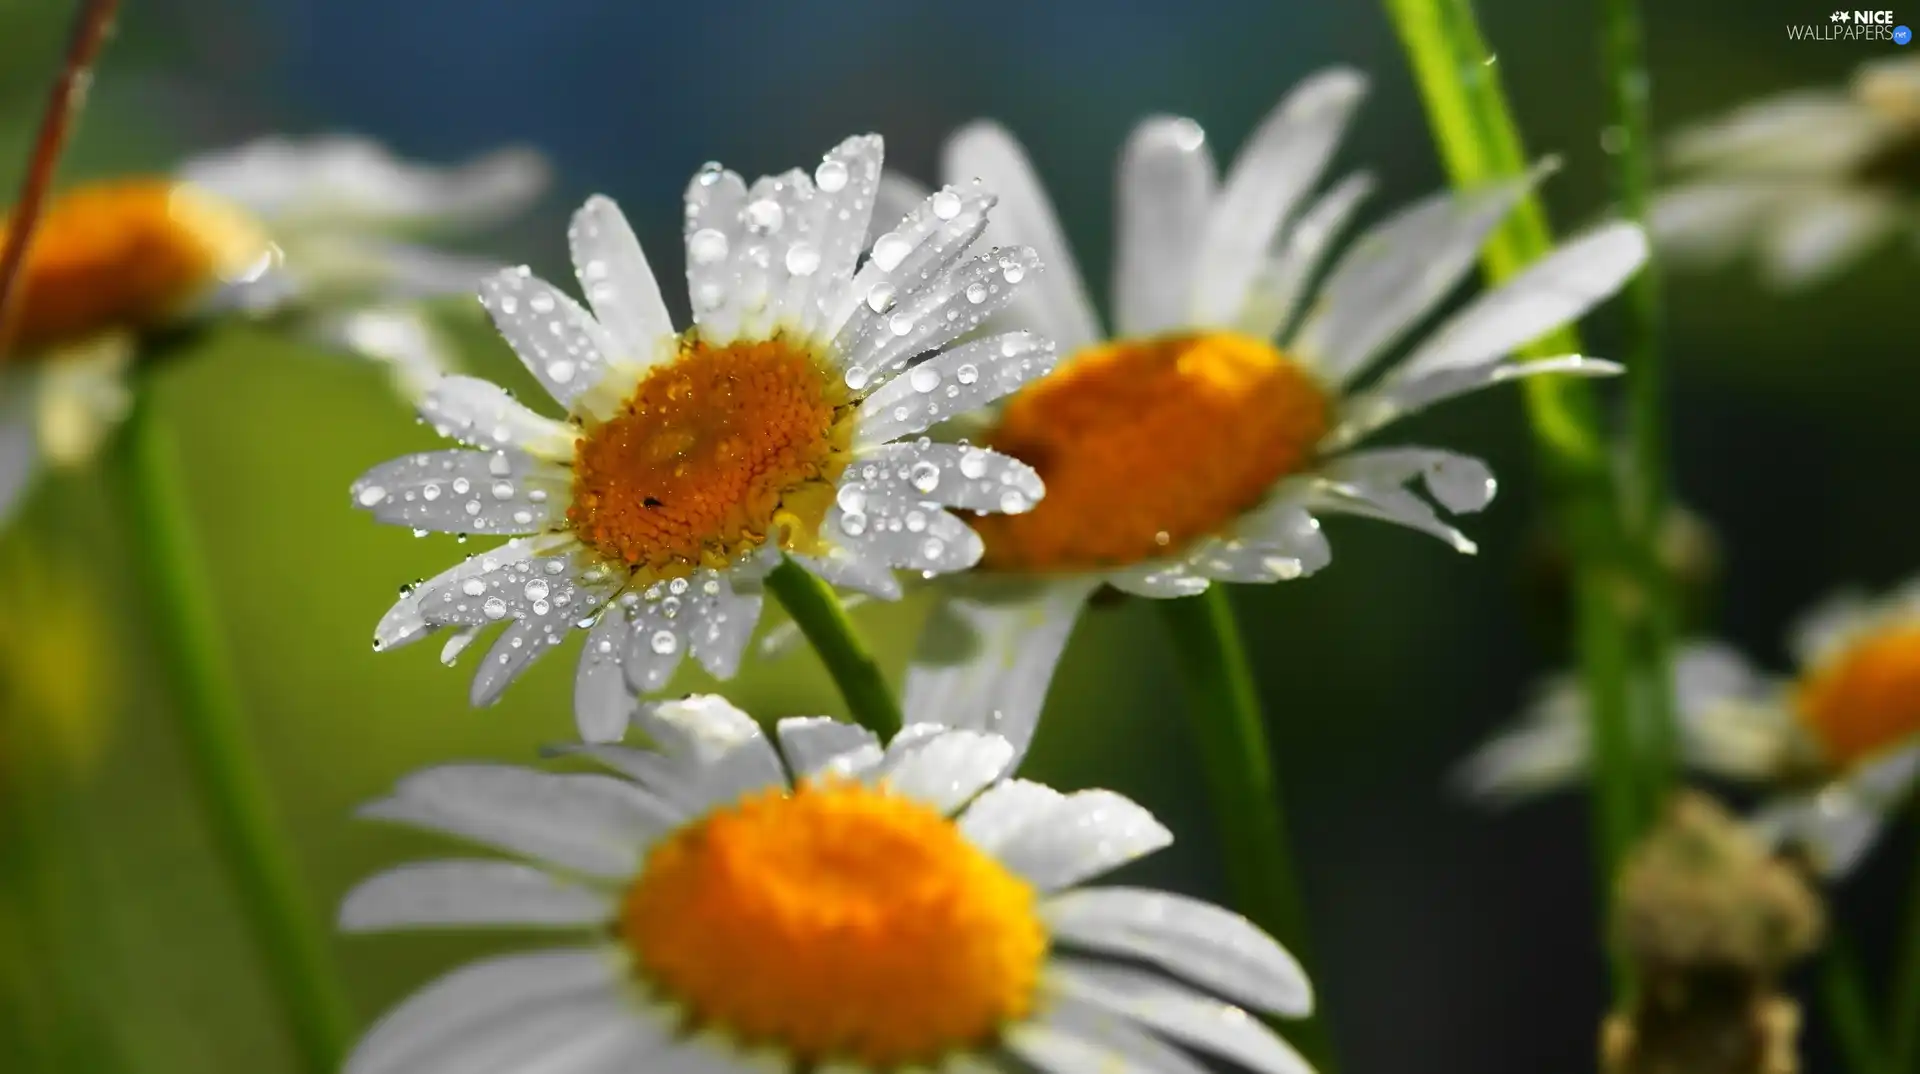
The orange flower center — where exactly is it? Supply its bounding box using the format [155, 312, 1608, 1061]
[622, 780, 1046, 1067]
[0, 179, 265, 357]
[567, 334, 854, 579]
[1794, 624, 1920, 768]
[973, 331, 1331, 572]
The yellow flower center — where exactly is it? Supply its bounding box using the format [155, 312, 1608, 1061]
[973, 331, 1331, 572]
[1794, 624, 1920, 768]
[568, 335, 855, 579]
[0, 179, 266, 358]
[622, 780, 1046, 1067]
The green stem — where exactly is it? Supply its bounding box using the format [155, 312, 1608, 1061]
[1157, 588, 1338, 1073]
[763, 558, 902, 738]
[103, 391, 353, 1074]
[1827, 927, 1887, 1074]
[1889, 824, 1920, 1073]
[1384, 0, 1649, 999]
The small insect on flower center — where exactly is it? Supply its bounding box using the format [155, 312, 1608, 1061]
[0, 180, 267, 358]
[622, 780, 1046, 1067]
[1794, 624, 1920, 769]
[568, 335, 855, 579]
[973, 331, 1330, 571]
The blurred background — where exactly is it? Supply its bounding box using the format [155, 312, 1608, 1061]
[0, 0, 1914, 1071]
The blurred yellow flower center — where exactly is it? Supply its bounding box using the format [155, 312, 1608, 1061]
[622, 779, 1046, 1067]
[1794, 624, 1920, 768]
[0, 179, 266, 357]
[974, 331, 1330, 571]
[568, 335, 854, 579]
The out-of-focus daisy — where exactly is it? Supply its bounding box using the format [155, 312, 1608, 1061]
[339, 694, 1313, 1074]
[1458, 574, 1920, 878]
[1652, 54, 1920, 289]
[889, 70, 1642, 755]
[353, 135, 1057, 742]
[0, 136, 547, 526]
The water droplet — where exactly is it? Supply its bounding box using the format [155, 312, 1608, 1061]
[482, 597, 509, 620]
[488, 453, 512, 476]
[548, 360, 576, 384]
[909, 366, 940, 393]
[524, 579, 550, 602]
[689, 228, 730, 264]
[452, 477, 471, 495]
[357, 485, 387, 507]
[650, 630, 679, 655]
[1000, 337, 1027, 358]
[872, 232, 913, 272]
[465, 500, 482, 516]
[744, 199, 785, 234]
[964, 282, 988, 304]
[815, 158, 849, 192]
[1001, 261, 1025, 284]
[491, 480, 515, 500]
[888, 313, 914, 337]
[702, 578, 720, 595]
[841, 512, 868, 536]
[512, 509, 534, 525]
[931, 189, 963, 220]
[528, 292, 555, 315]
[910, 460, 940, 493]
[696, 163, 723, 187]
[905, 510, 928, 533]
[998, 489, 1029, 513]
[668, 577, 689, 595]
[422, 483, 442, 501]
[865, 283, 896, 313]
[785, 242, 821, 276]
[959, 449, 990, 479]
[844, 367, 871, 391]
[461, 578, 487, 597]
[921, 537, 945, 561]
[837, 485, 867, 514]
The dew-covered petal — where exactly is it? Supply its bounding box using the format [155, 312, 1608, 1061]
[373, 537, 553, 653]
[942, 122, 1101, 351]
[1113, 116, 1218, 337]
[852, 441, 1044, 516]
[829, 180, 997, 353]
[1317, 448, 1498, 515]
[1011, 995, 1212, 1074]
[838, 245, 1042, 394]
[1390, 223, 1647, 381]
[687, 576, 764, 681]
[799, 135, 888, 333]
[469, 616, 570, 707]
[1300, 480, 1476, 555]
[1044, 887, 1313, 1017]
[990, 789, 1171, 892]
[1759, 189, 1901, 290]
[609, 570, 763, 694]
[823, 499, 983, 576]
[786, 546, 903, 600]
[866, 172, 933, 251]
[343, 949, 622, 1074]
[573, 607, 636, 744]
[1047, 959, 1313, 1074]
[775, 716, 883, 782]
[1192, 68, 1368, 328]
[377, 993, 660, 1074]
[852, 331, 1058, 447]
[1105, 561, 1212, 599]
[351, 449, 570, 536]
[1292, 165, 1548, 387]
[413, 543, 618, 633]
[683, 163, 750, 343]
[418, 375, 576, 460]
[358, 765, 671, 877]
[1209, 499, 1331, 578]
[633, 695, 785, 786]
[1240, 171, 1374, 342]
[339, 860, 614, 932]
[1327, 356, 1621, 451]
[875, 730, 1015, 814]
[478, 268, 623, 416]
[730, 169, 819, 341]
[569, 195, 676, 375]
[904, 580, 1096, 769]
[959, 778, 1067, 853]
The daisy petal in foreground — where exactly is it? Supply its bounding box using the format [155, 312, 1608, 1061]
[891, 70, 1644, 753]
[354, 136, 1056, 741]
[340, 695, 1314, 1074]
[1459, 572, 1920, 878]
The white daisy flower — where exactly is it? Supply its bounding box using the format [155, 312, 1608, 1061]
[353, 135, 1057, 743]
[1651, 54, 1920, 289]
[887, 70, 1642, 759]
[339, 694, 1314, 1074]
[1458, 573, 1920, 877]
[0, 136, 548, 528]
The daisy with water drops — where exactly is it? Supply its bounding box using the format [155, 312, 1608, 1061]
[1652, 54, 1920, 289]
[354, 135, 1055, 741]
[1459, 572, 1920, 878]
[339, 694, 1314, 1074]
[884, 70, 1645, 752]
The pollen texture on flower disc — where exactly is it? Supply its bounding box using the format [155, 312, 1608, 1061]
[0, 180, 266, 357]
[1794, 624, 1920, 768]
[568, 334, 855, 577]
[622, 780, 1046, 1067]
[973, 331, 1330, 571]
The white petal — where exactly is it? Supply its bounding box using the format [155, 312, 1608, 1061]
[1045, 887, 1312, 1017]
[830, 179, 998, 352]
[1648, 180, 1791, 266]
[358, 764, 669, 877]
[1321, 449, 1495, 514]
[390, 994, 657, 1074]
[1011, 996, 1211, 1074]
[1113, 116, 1218, 337]
[943, 122, 1102, 350]
[1192, 69, 1368, 327]
[1240, 172, 1374, 342]
[683, 163, 751, 343]
[960, 778, 1067, 852]
[631, 695, 788, 806]
[1665, 92, 1886, 174]
[1759, 190, 1900, 290]
[479, 268, 624, 416]
[569, 194, 677, 375]
[574, 608, 637, 743]
[1191, 500, 1330, 582]
[373, 537, 552, 654]
[786, 546, 903, 600]
[731, 169, 819, 341]
[852, 441, 1044, 515]
[852, 331, 1058, 447]
[838, 244, 1043, 393]
[878, 729, 1015, 813]
[0, 374, 40, 528]
[824, 499, 982, 575]
[1450, 675, 1591, 802]
[800, 135, 887, 335]
[1048, 958, 1314, 1074]
[867, 172, 934, 250]
[1327, 355, 1621, 452]
[1105, 561, 1212, 599]
[412, 542, 617, 633]
[339, 860, 614, 931]
[321, 305, 461, 404]
[610, 569, 765, 694]
[344, 949, 620, 1074]
[1671, 643, 1795, 781]
[1293, 165, 1548, 386]
[351, 449, 569, 536]
[418, 375, 576, 460]
[775, 716, 883, 781]
[470, 617, 571, 707]
[1747, 760, 1907, 881]
[992, 790, 1171, 892]
[1389, 223, 1646, 380]
[904, 580, 1096, 768]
